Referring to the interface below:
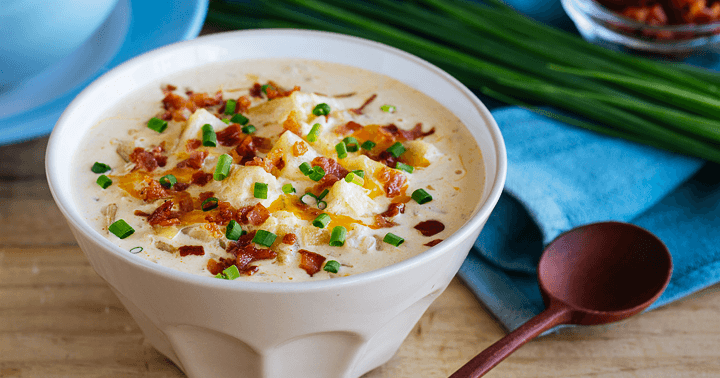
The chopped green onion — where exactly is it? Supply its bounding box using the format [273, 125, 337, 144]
[299, 162, 313, 176]
[381, 104, 396, 113]
[129, 246, 143, 254]
[342, 137, 359, 152]
[202, 124, 217, 147]
[324, 260, 340, 273]
[313, 213, 331, 228]
[109, 219, 134, 239]
[224, 99, 237, 115]
[351, 169, 365, 178]
[231, 113, 249, 125]
[361, 140, 376, 151]
[215, 272, 228, 279]
[412, 188, 433, 204]
[253, 230, 277, 247]
[214, 154, 232, 181]
[225, 220, 244, 241]
[317, 200, 327, 210]
[307, 123, 321, 142]
[386, 142, 406, 158]
[91, 162, 111, 173]
[201, 197, 219, 211]
[335, 142, 348, 159]
[383, 233, 405, 247]
[147, 117, 168, 133]
[309, 166, 325, 181]
[329, 226, 347, 246]
[159, 174, 177, 189]
[242, 125, 256, 134]
[312, 103, 331, 116]
[396, 162, 414, 174]
[221, 118, 230, 124]
[96, 175, 112, 189]
[345, 172, 364, 186]
[254, 182, 268, 199]
[261, 84, 274, 96]
[317, 189, 329, 201]
[223, 265, 241, 280]
[300, 192, 318, 206]
[282, 183, 296, 194]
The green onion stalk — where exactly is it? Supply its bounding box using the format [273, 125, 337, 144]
[205, 0, 720, 163]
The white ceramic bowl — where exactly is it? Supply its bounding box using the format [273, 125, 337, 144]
[46, 29, 506, 378]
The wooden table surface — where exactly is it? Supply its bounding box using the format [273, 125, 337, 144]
[2, 137, 720, 378]
[3, 24, 720, 376]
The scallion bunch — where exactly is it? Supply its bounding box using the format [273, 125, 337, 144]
[206, 0, 720, 163]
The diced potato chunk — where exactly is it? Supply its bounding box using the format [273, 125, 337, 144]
[175, 108, 226, 153]
[219, 165, 282, 208]
[270, 131, 320, 180]
[404, 140, 442, 168]
[325, 179, 382, 219]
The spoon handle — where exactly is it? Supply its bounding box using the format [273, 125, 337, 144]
[449, 304, 572, 378]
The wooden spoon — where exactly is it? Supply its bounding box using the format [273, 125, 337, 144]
[450, 221, 673, 378]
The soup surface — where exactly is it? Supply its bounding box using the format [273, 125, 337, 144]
[73, 59, 484, 282]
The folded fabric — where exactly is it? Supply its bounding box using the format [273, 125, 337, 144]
[459, 107, 720, 331]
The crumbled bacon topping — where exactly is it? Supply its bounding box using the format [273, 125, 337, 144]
[292, 141, 308, 157]
[249, 83, 263, 98]
[139, 179, 170, 202]
[178, 245, 205, 257]
[335, 121, 364, 136]
[381, 123, 435, 141]
[266, 84, 300, 99]
[237, 96, 252, 113]
[414, 220, 445, 237]
[282, 233, 297, 245]
[225, 231, 278, 273]
[424, 239, 443, 247]
[186, 139, 202, 151]
[381, 203, 405, 218]
[176, 150, 208, 170]
[162, 89, 222, 121]
[236, 203, 270, 226]
[234, 135, 272, 165]
[130, 144, 167, 172]
[298, 250, 326, 277]
[147, 201, 180, 227]
[312, 157, 348, 179]
[206, 202, 235, 225]
[216, 124, 243, 146]
[377, 167, 407, 198]
[191, 171, 213, 186]
[350, 94, 377, 115]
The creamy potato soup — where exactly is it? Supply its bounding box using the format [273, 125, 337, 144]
[73, 59, 484, 282]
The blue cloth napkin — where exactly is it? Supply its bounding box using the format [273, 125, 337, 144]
[459, 0, 720, 332]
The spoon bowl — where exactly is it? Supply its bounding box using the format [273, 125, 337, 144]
[451, 221, 672, 378]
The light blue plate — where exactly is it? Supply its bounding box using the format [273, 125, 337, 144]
[0, 0, 208, 145]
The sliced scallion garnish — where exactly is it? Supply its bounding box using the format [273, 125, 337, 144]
[223, 265, 241, 280]
[201, 197, 219, 211]
[313, 213, 331, 228]
[307, 123, 321, 142]
[412, 188, 433, 204]
[329, 226, 347, 247]
[96, 175, 112, 189]
[300, 192, 318, 206]
[159, 174, 177, 189]
[345, 172, 364, 186]
[221, 118, 230, 124]
[324, 260, 341, 273]
[396, 162, 414, 174]
[282, 183, 296, 194]
[317, 200, 327, 210]
[147, 117, 168, 133]
[342, 136, 359, 152]
[225, 220, 244, 241]
[129, 246, 143, 254]
[109, 219, 134, 239]
[335, 142, 348, 159]
[231, 113, 249, 125]
[361, 140, 376, 151]
[202, 124, 217, 147]
[308, 166, 325, 181]
[224, 99, 237, 115]
[386, 142, 406, 158]
[299, 162, 313, 176]
[242, 125, 256, 134]
[252, 230, 277, 247]
[351, 169, 365, 178]
[381, 104, 396, 113]
[254, 182, 268, 199]
[317, 189, 329, 201]
[91, 162, 111, 173]
[214, 154, 232, 181]
[383, 232, 405, 247]
[312, 103, 331, 116]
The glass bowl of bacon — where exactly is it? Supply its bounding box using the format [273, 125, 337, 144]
[561, 0, 720, 54]
[46, 29, 506, 378]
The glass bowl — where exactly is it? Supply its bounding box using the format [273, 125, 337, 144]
[561, 0, 720, 55]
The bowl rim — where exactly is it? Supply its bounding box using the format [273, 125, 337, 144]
[46, 28, 507, 293]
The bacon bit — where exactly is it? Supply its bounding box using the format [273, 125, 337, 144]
[176, 191, 194, 212]
[199, 191, 215, 203]
[162, 92, 191, 121]
[246, 203, 270, 226]
[414, 220, 445, 237]
[173, 182, 190, 192]
[282, 233, 297, 245]
[292, 141, 308, 157]
[207, 257, 235, 275]
[381, 203, 405, 218]
[216, 124, 243, 146]
[374, 150, 399, 169]
[312, 156, 349, 179]
[381, 123, 435, 141]
[163, 84, 177, 93]
[237, 96, 252, 113]
[227, 235, 277, 272]
[377, 166, 407, 198]
[134, 210, 150, 217]
[350, 94, 377, 115]
[130, 145, 167, 172]
[235, 135, 272, 165]
[374, 215, 398, 228]
[191, 171, 213, 186]
[266, 85, 300, 99]
[283, 111, 303, 136]
[160, 111, 173, 121]
[298, 250, 326, 277]
[335, 121, 364, 136]
[313, 174, 340, 193]
[206, 202, 235, 225]
[140, 179, 170, 202]
[178, 245, 205, 257]
[147, 201, 181, 227]
[189, 90, 223, 109]
[176, 150, 208, 170]
[250, 83, 263, 98]
[424, 239, 443, 247]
